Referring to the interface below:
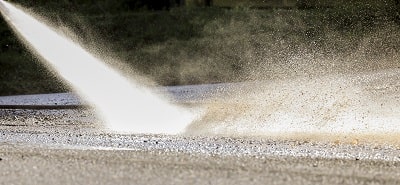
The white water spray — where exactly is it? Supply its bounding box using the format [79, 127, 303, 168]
[187, 70, 400, 143]
[0, 0, 196, 134]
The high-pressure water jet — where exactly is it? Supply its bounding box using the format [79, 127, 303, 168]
[0, 0, 196, 134]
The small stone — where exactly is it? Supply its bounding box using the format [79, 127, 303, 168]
[333, 140, 340, 146]
[351, 139, 359, 145]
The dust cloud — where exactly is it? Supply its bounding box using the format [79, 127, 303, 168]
[178, 8, 400, 144]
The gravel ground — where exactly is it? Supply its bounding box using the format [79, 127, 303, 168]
[0, 144, 400, 185]
[0, 73, 400, 184]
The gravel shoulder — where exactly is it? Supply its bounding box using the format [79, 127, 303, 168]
[1, 143, 400, 185]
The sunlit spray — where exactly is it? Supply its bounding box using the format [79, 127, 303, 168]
[187, 70, 400, 144]
[0, 0, 197, 134]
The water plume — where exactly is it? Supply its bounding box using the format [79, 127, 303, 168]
[187, 69, 400, 144]
[0, 0, 196, 134]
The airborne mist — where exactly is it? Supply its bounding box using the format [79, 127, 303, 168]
[0, 0, 197, 134]
[178, 6, 400, 144]
[141, 6, 400, 143]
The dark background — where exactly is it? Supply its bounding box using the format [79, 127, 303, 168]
[0, 0, 399, 95]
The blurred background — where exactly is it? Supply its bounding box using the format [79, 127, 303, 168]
[0, 0, 399, 95]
